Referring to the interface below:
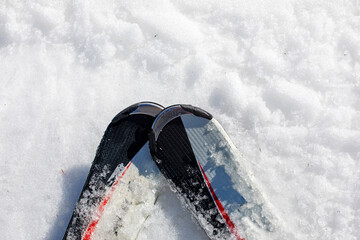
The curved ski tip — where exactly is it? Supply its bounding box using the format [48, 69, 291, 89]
[180, 104, 212, 120]
[112, 102, 164, 124]
[150, 104, 212, 143]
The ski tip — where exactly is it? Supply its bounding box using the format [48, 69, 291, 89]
[112, 102, 164, 124]
[149, 104, 212, 145]
[180, 104, 212, 120]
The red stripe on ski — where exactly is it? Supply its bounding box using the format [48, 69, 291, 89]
[198, 162, 244, 240]
[82, 162, 133, 240]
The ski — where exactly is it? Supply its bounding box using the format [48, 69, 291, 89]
[149, 105, 275, 240]
[63, 102, 164, 240]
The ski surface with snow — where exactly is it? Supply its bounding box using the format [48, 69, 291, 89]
[0, 0, 359, 239]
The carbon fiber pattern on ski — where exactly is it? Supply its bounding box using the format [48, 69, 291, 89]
[63, 114, 155, 240]
[151, 117, 230, 238]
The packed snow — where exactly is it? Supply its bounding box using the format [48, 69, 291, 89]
[0, 0, 359, 239]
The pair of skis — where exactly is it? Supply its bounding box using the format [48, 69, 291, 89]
[62, 102, 274, 240]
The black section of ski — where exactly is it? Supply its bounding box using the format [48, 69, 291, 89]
[180, 104, 213, 120]
[63, 114, 155, 240]
[150, 116, 230, 238]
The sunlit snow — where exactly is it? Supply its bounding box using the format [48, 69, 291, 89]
[0, 0, 359, 239]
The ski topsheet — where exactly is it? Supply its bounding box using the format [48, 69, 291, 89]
[149, 105, 277, 240]
[63, 102, 164, 240]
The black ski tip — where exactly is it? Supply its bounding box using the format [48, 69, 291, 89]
[180, 104, 212, 120]
[112, 102, 164, 124]
[150, 104, 212, 143]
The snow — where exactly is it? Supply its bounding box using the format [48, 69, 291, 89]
[0, 0, 359, 239]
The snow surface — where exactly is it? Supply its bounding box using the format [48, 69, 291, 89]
[0, 0, 359, 239]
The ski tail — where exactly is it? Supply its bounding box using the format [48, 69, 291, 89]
[63, 102, 163, 240]
[149, 105, 245, 240]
